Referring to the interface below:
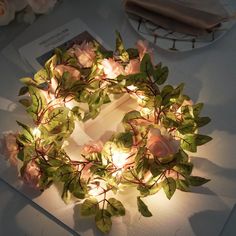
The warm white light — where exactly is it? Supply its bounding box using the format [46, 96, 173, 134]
[112, 151, 130, 168]
[127, 85, 137, 91]
[88, 182, 105, 196]
[32, 128, 41, 138]
[140, 107, 152, 116]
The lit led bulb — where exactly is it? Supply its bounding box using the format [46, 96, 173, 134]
[32, 127, 41, 139]
[112, 151, 130, 168]
[127, 85, 137, 91]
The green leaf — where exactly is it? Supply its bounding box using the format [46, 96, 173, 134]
[140, 53, 153, 76]
[187, 176, 210, 186]
[81, 198, 99, 216]
[34, 69, 49, 84]
[173, 163, 193, 176]
[126, 48, 139, 59]
[195, 117, 211, 128]
[195, 134, 212, 146]
[150, 162, 162, 177]
[153, 65, 168, 85]
[162, 177, 176, 200]
[95, 209, 112, 233]
[193, 103, 204, 117]
[17, 150, 24, 161]
[154, 95, 162, 108]
[44, 107, 75, 138]
[61, 184, 71, 204]
[137, 197, 152, 217]
[19, 98, 31, 108]
[18, 86, 29, 96]
[69, 178, 86, 199]
[176, 179, 190, 192]
[16, 121, 34, 143]
[114, 132, 133, 149]
[115, 31, 129, 62]
[178, 120, 196, 134]
[107, 198, 125, 216]
[122, 110, 142, 123]
[26, 86, 47, 121]
[137, 185, 150, 197]
[116, 31, 125, 54]
[181, 134, 197, 152]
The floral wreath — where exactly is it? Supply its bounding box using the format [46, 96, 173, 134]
[1, 32, 212, 233]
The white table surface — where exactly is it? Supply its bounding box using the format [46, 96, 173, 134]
[1, 0, 236, 235]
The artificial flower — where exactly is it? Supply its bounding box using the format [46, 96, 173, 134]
[0, 132, 18, 166]
[27, 0, 57, 14]
[70, 41, 96, 68]
[82, 140, 103, 155]
[101, 58, 124, 79]
[0, 0, 16, 26]
[147, 128, 180, 158]
[125, 59, 140, 74]
[136, 40, 154, 61]
[22, 160, 41, 189]
[54, 64, 81, 80]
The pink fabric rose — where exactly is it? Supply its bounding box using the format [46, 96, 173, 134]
[22, 160, 41, 189]
[0, 0, 15, 25]
[70, 41, 96, 68]
[54, 64, 81, 80]
[125, 59, 140, 75]
[82, 141, 103, 155]
[147, 128, 180, 158]
[136, 40, 154, 61]
[27, 0, 57, 14]
[0, 132, 18, 166]
[101, 58, 124, 79]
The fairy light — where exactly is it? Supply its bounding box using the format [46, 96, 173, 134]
[127, 85, 137, 91]
[32, 127, 41, 139]
[112, 151, 130, 168]
[88, 181, 105, 196]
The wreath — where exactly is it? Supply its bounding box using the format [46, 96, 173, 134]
[1, 32, 212, 233]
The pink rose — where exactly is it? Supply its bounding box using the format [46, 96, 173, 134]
[101, 58, 124, 79]
[27, 0, 57, 14]
[70, 41, 96, 68]
[82, 141, 103, 155]
[0, 0, 15, 26]
[54, 65, 81, 80]
[22, 160, 41, 189]
[136, 40, 154, 61]
[125, 59, 140, 75]
[0, 132, 18, 166]
[147, 128, 180, 158]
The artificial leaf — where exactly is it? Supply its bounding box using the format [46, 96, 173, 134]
[173, 163, 193, 176]
[81, 198, 99, 216]
[195, 117, 211, 128]
[107, 198, 125, 216]
[162, 177, 176, 200]
[18, 86, 29, 96]
[181, 134, 197, 152]
[95, 209, 112, 233]
[153, 65, 168, 85]
[187, 176, 210, 186]
[137, 197, 152, 217]
[176, 179, 190, 192]
[195, 134, 212, 146]
[140, 53, 153, 76]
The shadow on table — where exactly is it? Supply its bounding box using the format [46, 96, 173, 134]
[189, 209, 229, 236]
[191, 156, 236, 199]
